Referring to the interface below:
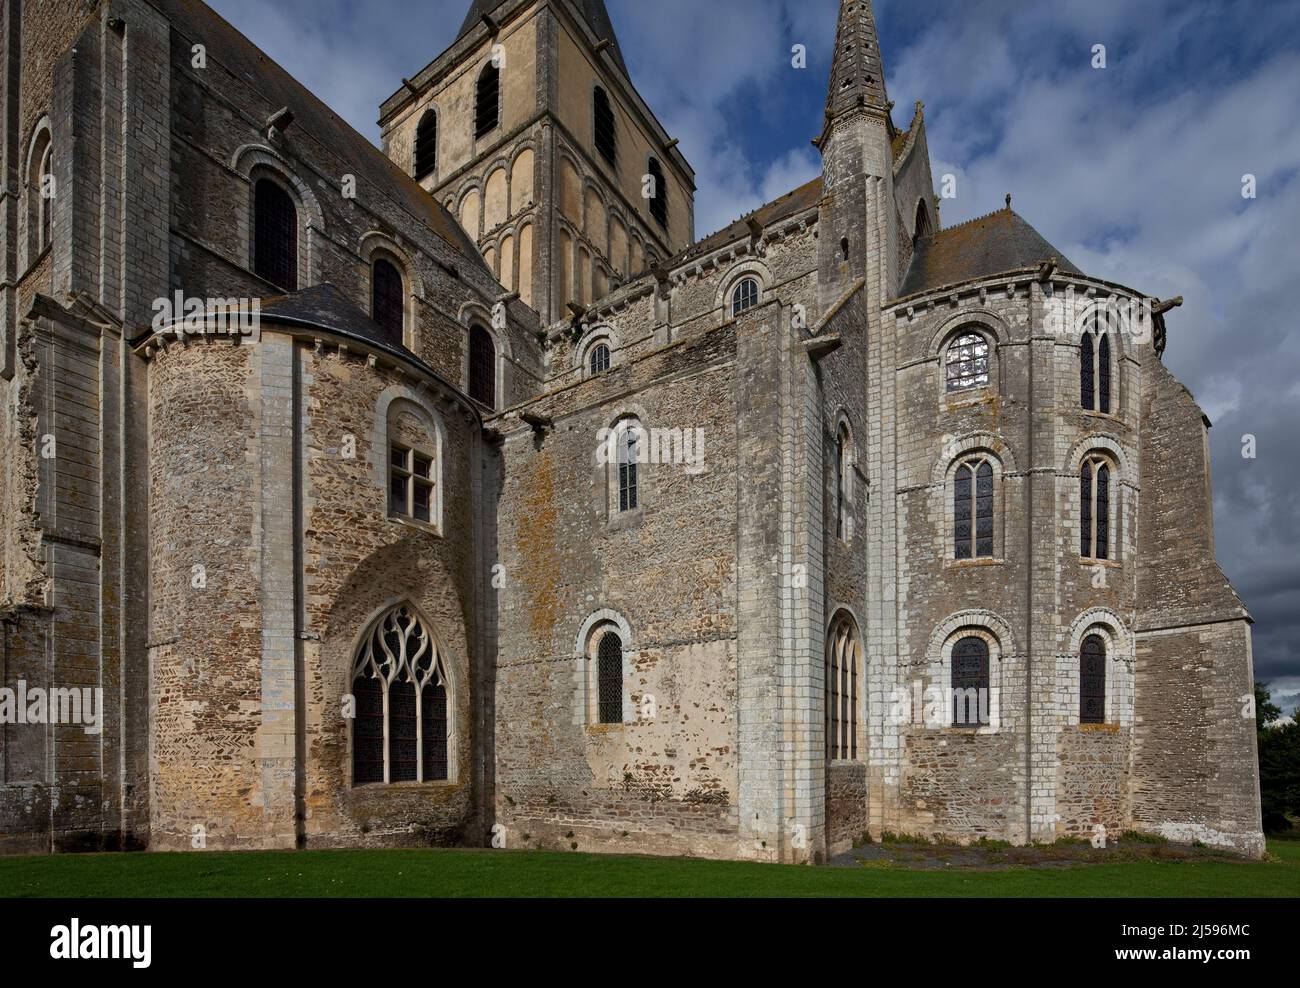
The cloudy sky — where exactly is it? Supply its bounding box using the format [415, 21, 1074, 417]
[209, 0, 1300, 713]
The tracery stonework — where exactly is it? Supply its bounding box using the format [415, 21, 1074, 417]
[0, 0, 1261, 861]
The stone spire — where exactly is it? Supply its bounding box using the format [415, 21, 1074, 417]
[823, 0, 889, 126]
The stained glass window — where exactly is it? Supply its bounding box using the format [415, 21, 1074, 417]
[946, 332, 989, 392]
[1080, 634, 1106, 724]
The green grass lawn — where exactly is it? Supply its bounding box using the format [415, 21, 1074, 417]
[1, 839, 1298, 897]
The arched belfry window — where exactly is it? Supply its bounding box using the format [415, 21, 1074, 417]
[730, 277, 758, 318]
[372, 257, 404, 344]
[596, 630, 623, 724]
[1080, 314, 1112, 413]
[414, 108, 438, 180]
[593, 86, 616, 166]
[946, 330, 990, 392]
[826, 613, 860, 760]
[1080, 454, 1112, 560]
[476, 61, 500, 139]
[951, 636, 990, 728]
[1080, 634, 1106, 724]
[468, 325, 496, 409]
[589, 341, 611, 375]
[253, 176, 298, 291]
[351, 605, 449, 785]
[647, 156, 667, 229]
[953, 455, 994, 559]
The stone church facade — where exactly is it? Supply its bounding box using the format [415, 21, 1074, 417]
[0, 0, 1263, 860]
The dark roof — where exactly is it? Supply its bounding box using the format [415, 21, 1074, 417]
[458, 0, 629, 76]
[151, 0, 486, 271]
[259, 283, 405, 351]
[899, 208, 1081, 298]
[667, 177, 823, 268]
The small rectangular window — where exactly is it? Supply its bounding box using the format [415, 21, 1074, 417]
[390, 443, 435, 525]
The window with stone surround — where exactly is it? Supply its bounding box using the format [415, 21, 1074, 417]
[1080, 634, 1106, 724]
[826, 613, 861, 760]
[476, 61, 500, 139]
[596, 631, 623, 724]
[371, 256, 405, 345]
[953, 456, 994, 559]
[835, 420, 855, 541]
[384, 399, 442, 532]
[351, 604, 449, 786]
[951, 636, 990, 728]
[468, 325, 497, 409]
[23, 120, 53, 268]
[945, 330, 990, 392]
[579, 613, 631, 727]
[731, 277, 759, 318]
[1080, 313, 1112, 413]
[1080, 453, 1112, 560]
[414, 108, 438, 180]
[589, 341, 611, 375]
[253, 176, 298, 291]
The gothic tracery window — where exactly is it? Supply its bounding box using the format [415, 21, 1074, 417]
[351, 605, 449, 785]
[953, 456, 994, 559]
[1080, 634, 1107, 725]
[253, 176, 298, 291]
[1080, 313, 1113, 413]
[1080, 454, 1112, 560]
[731, 277, 759, 318]
[946, 331, 989, 392]
[826, 614, 860, 760]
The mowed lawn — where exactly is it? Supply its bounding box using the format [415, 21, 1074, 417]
[1, 839, 1298, 897]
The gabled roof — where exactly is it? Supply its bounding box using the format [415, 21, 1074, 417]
[899, 207, 1082, 298]
[150, 0, 486, 271]
[458, 0, 630, 76]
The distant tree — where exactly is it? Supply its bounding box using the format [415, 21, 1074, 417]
[1256, 682, 1300, 833]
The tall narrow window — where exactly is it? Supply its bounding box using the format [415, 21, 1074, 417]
[476, 62, 500, 139]
[596, 631, 623, 724]
[730, 277, 758, 317]
[946, 331, 990, 392]
[617, 420, 640, 512]
[647, 156, 667, 229]
[253, 177, 297, 291]
[1080, 454, 1112, 560]
[589, 341, 611, 375]
[1081, 317, 1113, 413]
[468, 325, 496, 408]
[951, 636, 990, 728]
[1080, 634, 1106, 724]
[414, 108, 438, 180]
[953, 457, 994, 559]
[835, 423, 852, 541]
[351, 605, 450, 785]
[38, 145, 53, 251]
[826, 614, 860, 760]
[593, 86, 616, 166]
[372, 258, 404, 344]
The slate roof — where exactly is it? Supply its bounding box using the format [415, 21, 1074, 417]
[666, 177, 824, 269]
[259, 283, 406, 351]
[458, 0, 630, 76]
[899, 207, 1081, 298]
[151, 0, 486, 270]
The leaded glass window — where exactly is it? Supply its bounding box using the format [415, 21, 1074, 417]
[946, 331, 989, 392]
[826, 615, 860, 760]
[372, 258, 404, 344]
[1080, 634, 1106, 724]
[731, 277, 758, 317]
[589, 342, 611, 375]
[952, 636, 989, 728]
[1081, 315, 1113, 413]
[953, 457, 994, 559]
[351, 605, 449, 785]
[597, 631, 623, 724]
[617, 420, 639, 512]
[1081, 454, 1112, 560]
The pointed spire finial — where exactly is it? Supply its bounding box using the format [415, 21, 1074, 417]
[823, 0, 889, 131]
[1006, 193, 1012, 210]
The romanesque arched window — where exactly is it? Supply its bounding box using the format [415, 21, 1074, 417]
[596, 630, 623, 724]
[414, 108, 438, 180]
[647, 156, 667, 229]
[468, 325, 496, 409]
[351, 604, 449, 785]
[826, 613, 860, 759]
[475, 61, 500, 139]
[953, 456, 994, 559]
[1080, 454, 1112, 560]
[616, 417, 640, 512]
[589, 341, 611, 375]
[1080, 315, 1112, 413]
[372, 257, 404, 344]
[593, 86, 616, 166]
[951, 636, 989, 728]
[945, 331, 990, 392]
[1080, 634, 1106, 724]
[731, 277, 759, 318]
[38, 143, 53, 252]
[253, 176, 298, 290]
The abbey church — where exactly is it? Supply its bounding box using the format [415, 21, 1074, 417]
[0, 0, 1263, 860]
